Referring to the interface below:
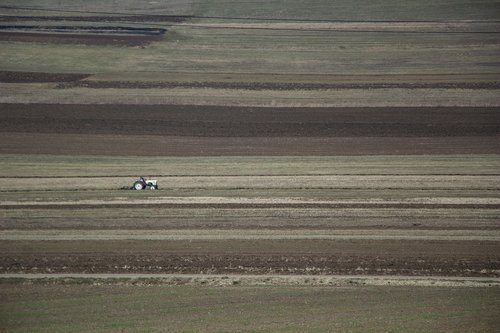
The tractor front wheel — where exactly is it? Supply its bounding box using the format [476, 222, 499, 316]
[133, 181, 144, 190]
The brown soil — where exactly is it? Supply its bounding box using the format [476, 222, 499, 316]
[0, 15, 190, 23]
[1, 203, 499, 210]
[1, 104, 498, 137]
[57, 80, 500, 90]
[0, 71, 89, 83]
[2, 216, 498, 232]
[1, 103, 498, 155]
[2, 132, 498, 156]
[1, 239, 498, 277]
[0, 31, 164, 46]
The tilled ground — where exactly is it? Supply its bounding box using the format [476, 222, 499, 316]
[1, 66, 499, 283]
[0, 71, 90, 83]
[2, 104, 499, 137]
[0, 31, 165, 46]
[57, 80, 500, 90]
[0, 15, 190, 23]
[1, 103, 499, 155]
[1, 239, 499, 277]
[2, 104, 498, 135]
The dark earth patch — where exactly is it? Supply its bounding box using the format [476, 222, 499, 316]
[1, 104, 499, 137]
[58, 80, 500, 90]
[1, 133, 498, 156]
[0, 25, 166, 45]
[0, 71, 89, 83]
[0, 15, 189, 23]
[1, 239, 498, 277]
[1, 203, 499, 210]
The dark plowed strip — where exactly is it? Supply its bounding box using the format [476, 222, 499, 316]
[1, 254, 498, 277]
[1, 203, 499, 210]
[0, 71, 89, 83]
[58, 80, 500, 90]
[1, 133, 498, 155]
[0, 31, 164, 46]
[1, 104, 499, 137]
[0, 25, 166, 34]
[0, 15, 190, 23]
[1, 239, 498, 277]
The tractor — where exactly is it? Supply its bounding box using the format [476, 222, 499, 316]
[133, 177, 158, 190]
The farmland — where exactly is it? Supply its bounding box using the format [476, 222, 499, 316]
[1, 0, 500, 331]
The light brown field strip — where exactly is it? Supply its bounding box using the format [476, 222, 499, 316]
[2, 197, 499, 205]
[181, 21, 500, 33]
[0, 175, 498, 191]
[1, 229, 499, 241]
[1, 273, 499, 287]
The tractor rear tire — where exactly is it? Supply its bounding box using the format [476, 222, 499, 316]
[133, 181, 144, 190]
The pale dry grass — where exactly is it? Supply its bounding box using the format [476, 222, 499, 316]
[0, 175, 498, 192]
[182, 21, 500, 33]
[1, 83, 500, 107]
[2, 273, 498, 287]
[2, 154, 499, 177]
[1, 229, 499, 241]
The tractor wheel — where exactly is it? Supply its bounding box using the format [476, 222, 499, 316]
[133, 181, 144, 190]
[149, 185, 156, 190]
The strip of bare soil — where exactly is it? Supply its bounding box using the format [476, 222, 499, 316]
[0, 30, 164, 46]
[1, 239, 498, 277]
[1, 203, 499, 210]
[0, 15, 189, 23]
[1, 104, 498, 137]
[0, 71, 89, 83]
[57, 80, 500, 90]
[2, 133, 498, 155]
[2, 274, 499, 287]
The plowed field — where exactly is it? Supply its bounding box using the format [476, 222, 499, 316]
[1, 1, 499, 330]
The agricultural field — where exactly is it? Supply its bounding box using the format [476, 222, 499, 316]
[1, 0, 500, 332]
